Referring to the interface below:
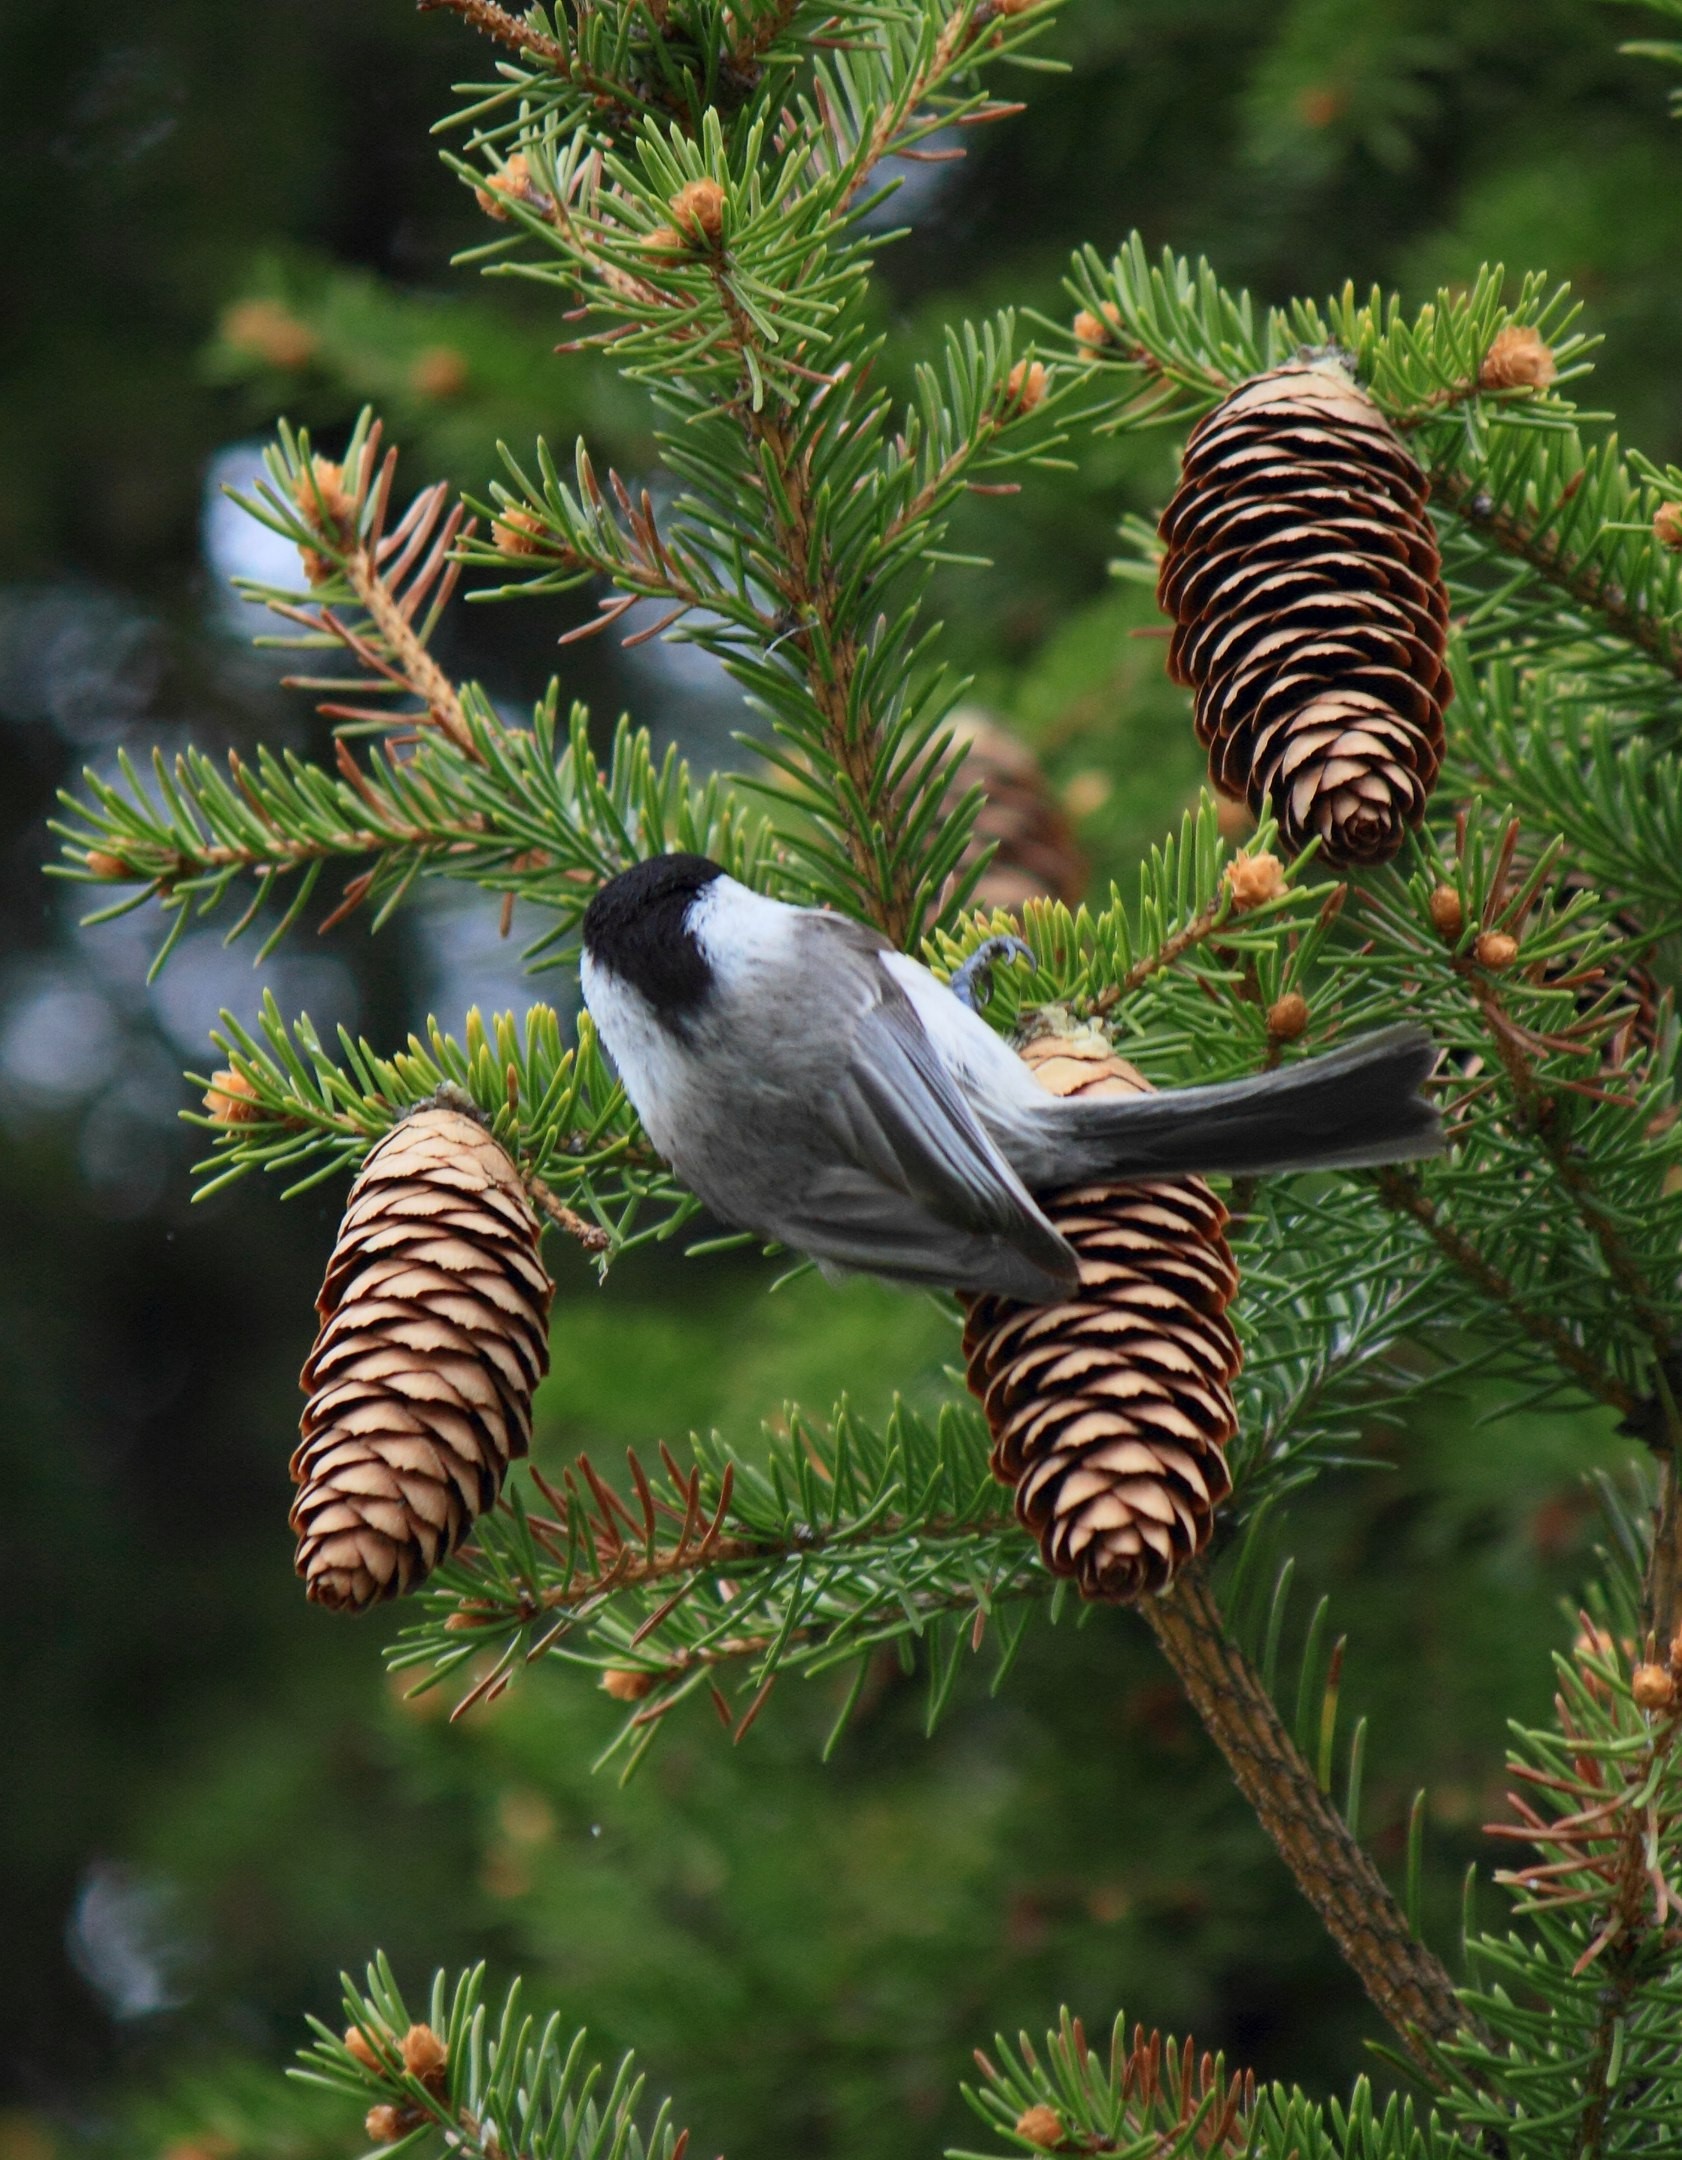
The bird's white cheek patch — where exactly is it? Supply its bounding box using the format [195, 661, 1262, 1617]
[581, 960, 692, 1154]
[687, 878, 804, 998]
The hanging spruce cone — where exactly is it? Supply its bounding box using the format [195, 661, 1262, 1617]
[962, 1024, 1240, 1600]
[291, 1101, 552, 1610]
[1157, 358, 1450, 869]
[947, 707, 1089, 912]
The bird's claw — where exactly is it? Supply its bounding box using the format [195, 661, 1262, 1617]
[950, 934, 1035, 1012]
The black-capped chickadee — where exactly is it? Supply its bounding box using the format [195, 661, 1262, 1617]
[580, 854, 1441, 1302]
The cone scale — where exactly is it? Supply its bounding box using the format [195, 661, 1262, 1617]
[291, 1103, 553, 1610]
[963, 1026, 1240, 1600]
[1157, 359, 1450, 869]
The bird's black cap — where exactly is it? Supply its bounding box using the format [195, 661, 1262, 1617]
[582, 853, 724, 1018]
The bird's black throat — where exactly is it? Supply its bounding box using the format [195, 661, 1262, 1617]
[582, 853, 724, 1018]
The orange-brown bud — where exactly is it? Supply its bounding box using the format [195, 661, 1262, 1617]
[1014, 2104, 1067, 2148]
[474, 153, 549, 221]
[1573, 1620, 1620, 1704]
[1632, 1662, 1676, 1712]
[220, 296, 318, 371]
[1073, 302, 1121, 351]
[642, 225, 685, 256]
[492, 508, 546, 557]
[293, 456, 353, 533]
[203, 1069, 262, 1126]
[1266, 991, 1310, 1042]
[1655, 501, 1682, 553]
[1479, 325, 1557, 393]
[365, 2105, 407, 2144]
[1475, 930, 1519, 970]
[1224, 849, 1286, 911]
[1004, 358, 1048, 414]
[601, 1666, 659, 1702]
[344, 2024, 384, 2071]
[400, 2023, 449, 2090]
[670, 178, 726, 243]
[84, 849, 130, 880]
[1427, 884, 1465, 940]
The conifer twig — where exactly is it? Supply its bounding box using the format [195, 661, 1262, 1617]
[1430, 462, 1682, 686]
[419, 0, 569, 66]
[1482, 1620, 1682, 2156]
[709, 270, 914, 939]
[526, 1174, 613, 1252]
[1372, 1168, 1638, 1416]
[1141, 1568, 1469, 2069]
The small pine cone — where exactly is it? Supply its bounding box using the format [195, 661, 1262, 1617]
[292, 1103, 552, 1611]
[946, 707, 1088, 912]
[1157, 359, 1450, 869]
[962, 1025, 1239, 1600]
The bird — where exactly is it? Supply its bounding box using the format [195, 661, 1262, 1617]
[580, 853, 1441, 1303]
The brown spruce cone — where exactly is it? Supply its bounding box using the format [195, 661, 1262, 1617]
[962, 1023, 1240, 1600]
[291, 1101, 552, 1610]
[947, 707, 1088, 912]
[1157, 358, 1450, 869]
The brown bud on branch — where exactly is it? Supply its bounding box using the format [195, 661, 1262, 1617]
[1479, 325, 1557, 392]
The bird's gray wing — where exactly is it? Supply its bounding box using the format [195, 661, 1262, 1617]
[776, 938, 1077, 1297]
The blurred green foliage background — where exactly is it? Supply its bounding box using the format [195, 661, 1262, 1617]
[1, 2, 1678, 2154]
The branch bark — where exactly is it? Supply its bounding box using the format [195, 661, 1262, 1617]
[1142, 1568, 1469, 2070]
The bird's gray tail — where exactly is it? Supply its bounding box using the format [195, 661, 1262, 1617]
[1037, 1024, 1442, 1183]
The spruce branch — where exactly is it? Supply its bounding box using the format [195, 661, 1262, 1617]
[1448, 1527, 1682, 2154]
[1372, 1167, 1638, 1417]
[57, 635, 777, 968]
[1448, 672, 1682, 925]
[420, 0, 570, 69]
[235, 413, 478, 750]
[834, 0, 1051, 210]
[958, 2010, 1255, 2160]
[1429, 444, 1682, 694]
[387, 1399, 1048, 1768]
[187, 1000, 690, 1265]
[436, 0, 1067, 942]
[1225, 1181, 1461, 1511]
[298, 1955, 688, 2160]
[424, 0, 692, 137]
[480, 301, 1061, 938]
[924, 800, 1335, 1047]
[1141, 1570, 1469, 2069]
[962, 2018, 1466, 2160]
